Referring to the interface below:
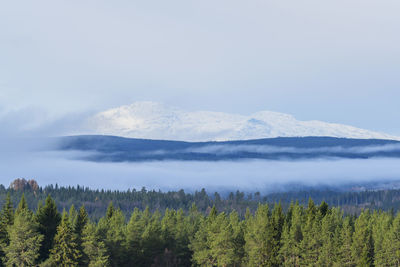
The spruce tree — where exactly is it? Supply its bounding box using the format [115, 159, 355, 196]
[380, 212, 400, 266]
[103, 208, 127, 267]
[317, 207, 342, 266]
[126, 208, 145, 266]
[82, 223, 110, 267]
[280, 202, 303, 267]
[352, 210, 374, 267]
[208, 212, 236, 267]
[36, 195, 61, 262]
[141, 210, 164, 266]
[73, 205, 88, 265]
[337, 216, 354, 266]
[190, 207, 216, 266]
[191, 207, 236, 266]
[15, 193, 29, 216]
[49, 210, 81, 266]
[0, 193, 14, 265]
[371, 210, 392, 266]
[229, 210, 245, 266]
[69, 205, 78, 225]
[4, 208, 43, 266]
[300, 200, 322, 266]
[244, 204, 277, 266]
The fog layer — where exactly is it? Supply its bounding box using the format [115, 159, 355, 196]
[1, 147, 400, 192]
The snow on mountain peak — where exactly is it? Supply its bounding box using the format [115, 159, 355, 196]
[85, 102, 400, 141]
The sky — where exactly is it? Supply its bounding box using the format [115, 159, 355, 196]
[0, 0, 400, 135]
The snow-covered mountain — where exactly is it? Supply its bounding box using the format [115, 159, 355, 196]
[85, 102, 400, 142]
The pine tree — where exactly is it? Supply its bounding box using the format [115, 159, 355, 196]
[69, 204, 78, 225]
[280, 202, 303, 267]
[270, 202, 285, 265]
[15, 193, 29, 216]
[4, 208, 43, 266]
[229, 210, 245, 266]
[244, 204, 277, 266]
[82, 223, 110, 267]
[371, 210, 392, 266]
[141, 210, 164, 266]
[160, 208, 178, 265]
[352, 210, 374, 267]
[380, 212, 400, 266]
[191, 207, 236, 267]
[49, 210, 81, 266]
[208, 212, 236, 267]
[126, 208, 145, 266]
[337, 216, 354, 266]
[300, 199, 322, 266]
[0, 193, 14, 265]
[190, 207, 216, 266]
[317, 207, 342, 266]
[36, 195, 61, 262]
[73, 205, 88, 265]
[174, 208, 194, 266]
[103, 208, 127, 267]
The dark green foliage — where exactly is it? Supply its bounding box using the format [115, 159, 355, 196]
[4, 184, 400, 220]
[2, 192, 400, 266]
[0, 193, 13, 265]
[4, 209, 43, 266]
[352, 210, 374, 266]
[82, 223, 110, 267]
[36, 195, 61, 262]
[97, 203, 127, 267]
[15, 193, 28, 216]
[74, 205, 89, 265]
[49, 211, 81, 266]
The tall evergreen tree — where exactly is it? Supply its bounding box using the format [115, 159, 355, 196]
[352, 210, 374, 267]
[337, 216, 355, 266]
[300, 199, 322, 266]
[371, 210, 392, 266]
[208, 212, 236, 267]
[15, 193, 28, 216]
[126, 208, 145, 266]
[280, 202, 303, 267]
[317, 207, 342, 266]
[141, 210, 164, 266]
[82, 223, 110, 267]
[0, 193, 14, 265]
[229, 210, 245, 266]
[49, 211, 81, 266]
[4, 209, 43, 266]
[380, 212, 400, 266]
[73, 205, 88, 265]
[36, 195, 61, 262]
[245, 204, 277, 266]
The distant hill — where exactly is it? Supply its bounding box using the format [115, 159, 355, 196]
[56, 135, 400, 162]
[83, 101, 400, 141]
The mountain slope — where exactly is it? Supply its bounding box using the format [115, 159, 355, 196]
[85, 102, 400, 141]
[57, 135, 400, 162]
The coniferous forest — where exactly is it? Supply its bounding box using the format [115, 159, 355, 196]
[1, 181, 400, 266]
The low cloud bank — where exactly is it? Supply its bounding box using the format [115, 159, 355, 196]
[1, 145, 400, 192]
[184, 144, 400, 155]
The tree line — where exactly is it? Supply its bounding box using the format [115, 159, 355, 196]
[0, 193, 400, 266]
[3, 179, 400, 220]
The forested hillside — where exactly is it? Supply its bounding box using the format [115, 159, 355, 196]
[1, 193, 400, 266]
[57, 135, 400, 162]
[2, 179, 400, 220]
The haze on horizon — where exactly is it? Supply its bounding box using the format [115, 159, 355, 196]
[0, 0, 400, 137]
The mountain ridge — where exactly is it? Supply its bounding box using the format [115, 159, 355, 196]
[57, 135, 400, 162]
[84, 101, 400, 142]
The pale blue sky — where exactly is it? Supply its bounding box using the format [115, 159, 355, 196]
[1, 0, 399, 135]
